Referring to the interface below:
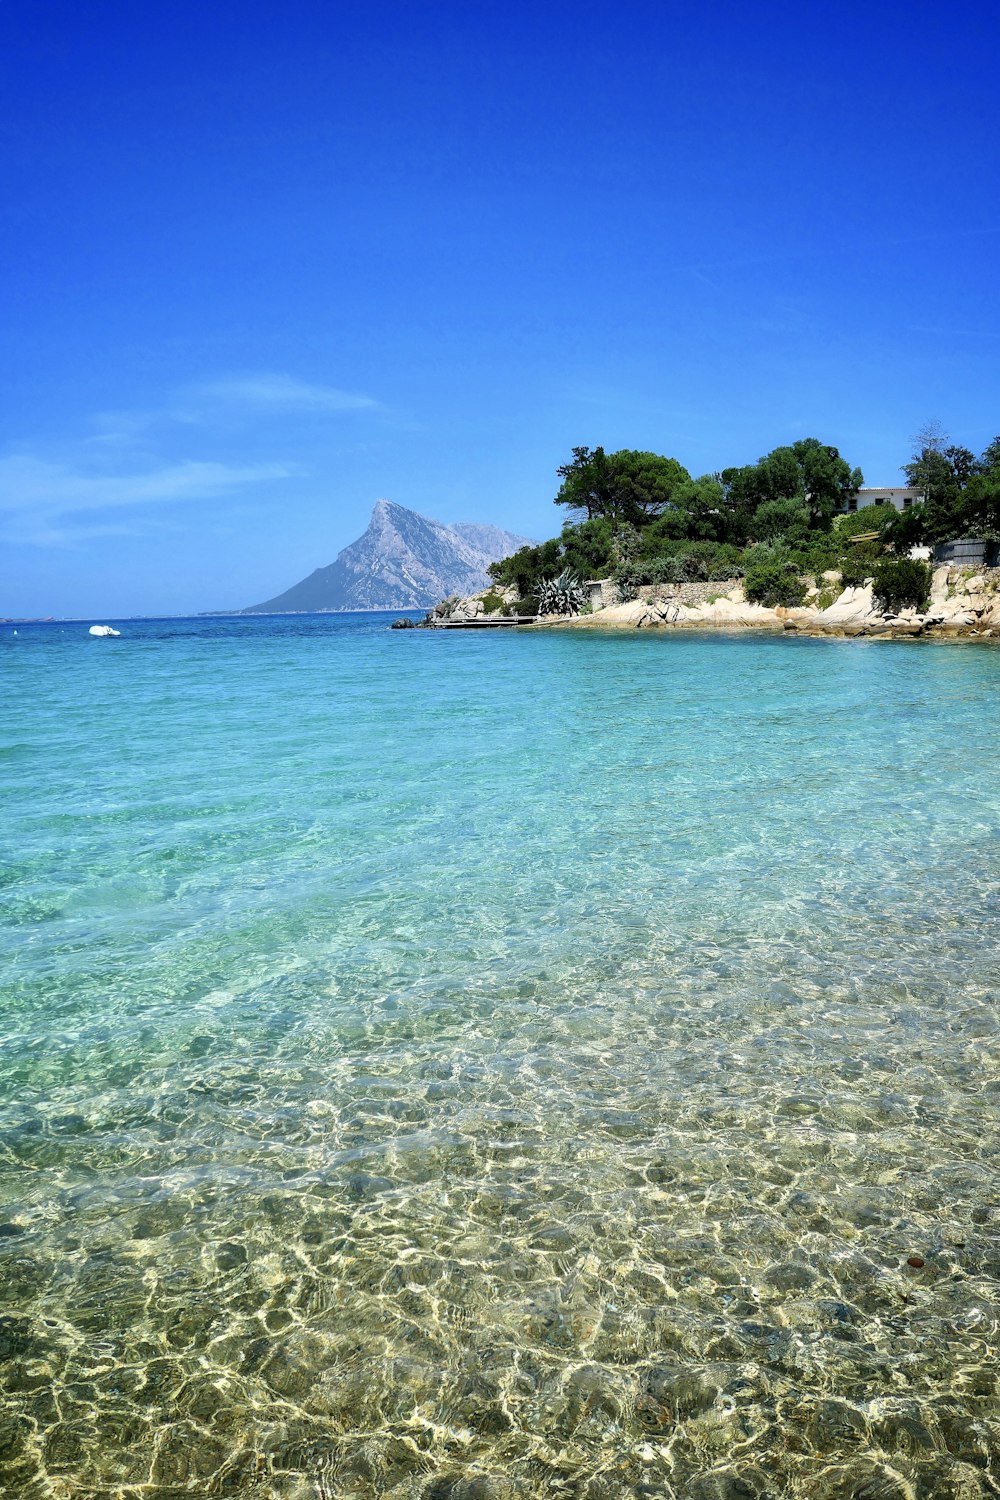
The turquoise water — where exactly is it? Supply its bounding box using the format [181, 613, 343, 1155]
[1, 614, 999, 1499]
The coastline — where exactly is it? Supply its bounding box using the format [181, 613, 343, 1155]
[433, 566, 1000, 641]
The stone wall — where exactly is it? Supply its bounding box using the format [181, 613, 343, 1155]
[632, 579, 742, 607]
[591, 579, 743, 610]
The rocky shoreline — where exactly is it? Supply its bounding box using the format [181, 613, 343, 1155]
[420, 566, 1000, 639]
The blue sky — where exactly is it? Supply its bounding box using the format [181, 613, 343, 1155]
[2, 0, 998, 616]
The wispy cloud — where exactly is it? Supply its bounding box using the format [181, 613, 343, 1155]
[5, 369, 372, 547]
[904, 323, 1000, 341]
[192, 373, 379, 412]
[86, 407, 199, 446]
[86, 372, 380, 449]
[0, 455, 302, 546]
[18, 521, 152, 549]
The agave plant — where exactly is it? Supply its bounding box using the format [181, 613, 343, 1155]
[537, 569, 588, 616]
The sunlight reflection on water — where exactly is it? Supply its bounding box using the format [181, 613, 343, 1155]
[1, 617, 999, 1497]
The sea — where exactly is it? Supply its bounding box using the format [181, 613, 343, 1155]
[1, 612, 999, 1499]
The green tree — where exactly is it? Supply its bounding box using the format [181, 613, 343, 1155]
[553, 447, 691, 527]
[979, 435, 1000, 473]
[720, 455, 791, 538]
[605, 450, 691, 525]
[872, 558, 932, 613]
[943, 445, 978, 488]
[743, 549, 807, 608]
[902, 424, 991, 540]
[721, 439, 860, 541]
[559, 517, 616, 578]
[792, 438, 863, 527]
[487, 538, 561, 595]
[553, 446, 615, 521]
[751, 497, 812, 545]
[881, 502, 928, 554]
[643, 475, 728, 544]
[962, 436, 1000, 539]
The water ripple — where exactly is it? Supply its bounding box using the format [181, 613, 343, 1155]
[1, 617, 999, 1496]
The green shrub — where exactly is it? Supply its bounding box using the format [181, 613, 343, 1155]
[559, 517, 615, 579]
[794, 536, 840, 577]
[615, 540, 744, 596]
[511, 595, 538, 616]
[838, 554, 869, 589]
[480, 591, 506, 615]
[614, 555, 689, 596]
[838, 544, 883, 588]
[751, 497, 812, 545]
[614, 555, 684, 593]
[678, 541, 745, 579]
[881, 503, 927, 554]
[833, 507, 891, 539]
[871, 558, 932, 614]
[743, 556, 807, 608]
[488, 539, 561, 596]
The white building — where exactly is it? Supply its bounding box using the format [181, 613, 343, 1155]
[843, 486, 921, 514]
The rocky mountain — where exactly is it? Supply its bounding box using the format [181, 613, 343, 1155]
[243, 500, 535, 613]
[449, 522, 533, 558]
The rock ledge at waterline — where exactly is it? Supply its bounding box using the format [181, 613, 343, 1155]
[425, 566, 1000, 639]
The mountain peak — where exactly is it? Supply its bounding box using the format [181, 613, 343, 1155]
[243, 502, 534, 613]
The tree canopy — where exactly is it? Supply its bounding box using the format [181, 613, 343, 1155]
[487, 426, 997, 601]
[902, 428, 1000, 542]
[554, 447, 691, 527]
[721, 439, 862, 537]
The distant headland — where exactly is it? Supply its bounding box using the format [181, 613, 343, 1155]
[238, 500, 534, 614]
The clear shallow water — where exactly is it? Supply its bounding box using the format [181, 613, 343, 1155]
[1, 613, 999, 1500]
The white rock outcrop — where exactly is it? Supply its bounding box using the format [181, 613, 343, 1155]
[813, 584, 876, 627]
